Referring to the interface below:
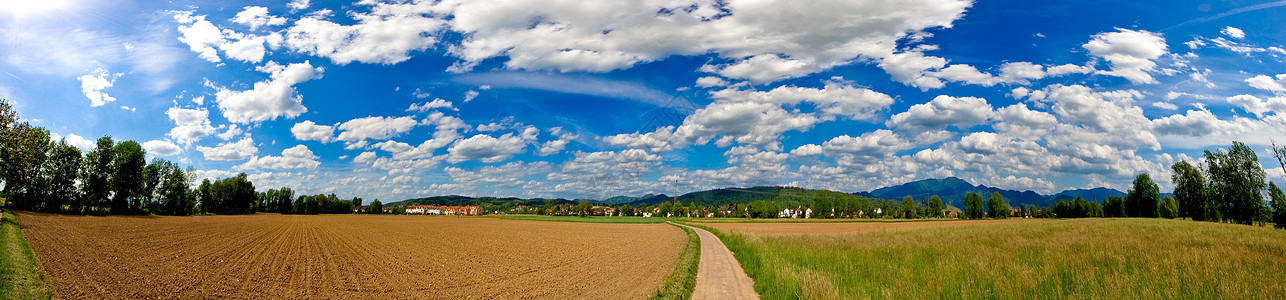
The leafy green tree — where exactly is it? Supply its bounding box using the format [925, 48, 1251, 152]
[0, 123, 50, 210]
[110, 140, 146, 214]
[1159, 195, 1179, 219]
[964, 192, 985, 219]
[81, 136, 115, 213]
[141, 160, 164, 211]
[1126, 173, 1160, 218]
[926, 195, 943, 218]
[44, 140, 83, 212]
[1205, 142, 1267, 225]
[1268, 182, 1286, 229]
[1103, 195, 1126, 217]
[1171, 160, 1208, 221]
[987, 192, 1009, 219]
[158, 162, 193, 215]
[197, 179, 213, 214]
[574, 200, 593, 217]
[366, 199, 384, 214]
[901, 196, 918, 219]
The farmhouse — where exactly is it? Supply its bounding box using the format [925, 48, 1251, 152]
[404, 205, 482, 216]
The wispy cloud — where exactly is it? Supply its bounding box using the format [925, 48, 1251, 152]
[452, 72, 672, 107]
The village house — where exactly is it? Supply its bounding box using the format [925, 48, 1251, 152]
[404, 205, 482, 216]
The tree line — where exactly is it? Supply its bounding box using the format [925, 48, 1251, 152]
[0, 99, 372, 216]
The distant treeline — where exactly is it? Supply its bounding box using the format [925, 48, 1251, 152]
[0, 99, 370, 216]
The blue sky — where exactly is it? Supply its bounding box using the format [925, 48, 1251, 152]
[4, 0, 1286, 201]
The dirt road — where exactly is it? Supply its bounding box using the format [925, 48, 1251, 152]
[673, 223, 759, 300]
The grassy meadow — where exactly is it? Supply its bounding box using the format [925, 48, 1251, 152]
[0, 210, 51, 299]
[699, 218, 1286, 299]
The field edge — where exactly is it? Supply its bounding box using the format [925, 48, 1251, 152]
[652, 222, 701, 300]
[1, 210, 52, 299]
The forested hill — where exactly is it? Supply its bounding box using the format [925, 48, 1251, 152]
[862, 177, 1126, 208]
[626, 186, 875, 207]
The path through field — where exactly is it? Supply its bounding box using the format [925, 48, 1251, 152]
[673, 223, 759, 300]
[17, 213, 686, 299]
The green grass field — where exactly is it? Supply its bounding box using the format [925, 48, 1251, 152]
[0, 210, 51, 299]
[699, 218, 1286, 299]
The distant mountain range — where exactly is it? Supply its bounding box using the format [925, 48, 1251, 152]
[857, 177, 1125, 207]
[391, 177, 1127, 209]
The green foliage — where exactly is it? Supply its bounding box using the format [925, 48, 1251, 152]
[0, 123, 50, 210]
[203, 173, 257, 214]
[80, 136, 115, 214]
[901, 196, 918, 219]
[1126, 173, 1160, 218]
[1269, 182, 1286, 229]
[574, 200, 593, 217]
[927, 196, 944, 218]
[1053, 196, 1099, 218]
[1204, 142, 1267, 225]
[261, 187, 295, 214]
[292, 193, 358, 214]
[366, 199, 383, 214]
[43, 140, 82, 213]
[1159, 195, 1179, 219]
[964, 193, 985, 219]
[987, 192, 1009, 219]
[1103, 195, 1126, 218]
[1171, 160, 1209, 221]
[110, 141, 146, 214]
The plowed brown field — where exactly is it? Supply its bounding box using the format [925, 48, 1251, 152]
[16, 213, 685, 299]
[702, 219, 1046, 237]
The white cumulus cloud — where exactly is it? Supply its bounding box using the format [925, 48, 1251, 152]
[197, 137, 258, 161]
[291, 120, 335, 143]
[1083, 28, 1168, 84]
[213, 61, 322, 124]
[77, 68, 120, 107]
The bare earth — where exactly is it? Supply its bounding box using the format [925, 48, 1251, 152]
[673, 223, 758, 300]
[17, 213, 685, 299]
[702, 219, 1046, 237]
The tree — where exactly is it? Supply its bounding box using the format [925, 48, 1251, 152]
[111, 140, 146, 214]
[927, 195, 943, 218]
[44, 140, 83, 212]
[987, 192, 1009, 219]
[902, 196, 918, 219]
[1205, 142, 1267, 225]
[1171, 160, 1208, 221]
[158, 162, 194, 215]
[1159, 195, 1178, 219]
[81, 136, 115, 214]
[197, 179, 213, 214]
[1268, 182, 1286, 229]
[964, 192, 985, 219]
[366, 200, 384, 214]
[1126, 173, 1160, 218]
[141, 160, 164, 211]
[1104, 195, 1126, 218]
[574, 200, 593, 217]
[0, 123, 50, 210]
